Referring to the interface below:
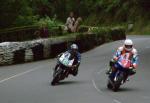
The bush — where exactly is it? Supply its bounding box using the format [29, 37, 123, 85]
[89, 27, 111, 42]
[110, 27, 126, 40]
[14, 15, 39, 27]
[36, 16, 62, 29]
[0, 25, 39, 42]
[35, 16, 63, 37]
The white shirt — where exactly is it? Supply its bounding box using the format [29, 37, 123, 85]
[64, 17, 75, 30]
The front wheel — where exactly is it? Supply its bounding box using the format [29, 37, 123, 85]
[107, 82, 113, 89]
[51, 74, 60, 86]
[112, 74, 124, 92]
[112, 84, 120, 92]
[51, 79, 58, 86]
[51, 67, 62, 86]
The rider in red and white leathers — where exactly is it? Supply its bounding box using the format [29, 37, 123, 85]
[107, 39, 138, 79]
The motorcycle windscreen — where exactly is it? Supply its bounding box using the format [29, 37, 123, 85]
[59, 53, 74, 67]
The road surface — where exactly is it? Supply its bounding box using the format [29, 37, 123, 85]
[0, 35, 150, 103]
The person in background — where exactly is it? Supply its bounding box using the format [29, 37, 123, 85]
[64, 12, 82, 33]
[39, 24, 49, 38]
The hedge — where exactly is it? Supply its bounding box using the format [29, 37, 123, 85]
[0, 25, 63, 43]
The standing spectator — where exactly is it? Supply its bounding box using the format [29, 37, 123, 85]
[64, 11, 75, 32]
[64, 12, 82, 33]
[72, 17, 82, 32]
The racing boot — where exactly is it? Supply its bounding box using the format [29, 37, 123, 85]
[106, 68, 112, 75]
[71, 67, 78, 76]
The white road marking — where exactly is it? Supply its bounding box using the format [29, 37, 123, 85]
[97, 69, 105, 74]
[92, 68, 122, 103]
[113, 99, 122, 103]
[0, 66, 43, 83]
[92, 69, 105, 93]
[92, 79, 101, 93]
[92, 79, 122, 103]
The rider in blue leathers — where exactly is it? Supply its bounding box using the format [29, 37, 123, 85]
[54, 44, 81, 76]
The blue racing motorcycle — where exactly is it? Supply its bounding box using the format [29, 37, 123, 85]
[107, 55, 134, 92]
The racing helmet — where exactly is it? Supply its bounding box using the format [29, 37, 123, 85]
[124, 39, 133, 51]
[71, 44, 78, 50]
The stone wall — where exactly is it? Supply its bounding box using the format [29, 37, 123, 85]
[0, 31, 126, 66]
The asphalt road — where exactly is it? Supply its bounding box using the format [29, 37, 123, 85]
[0, 35, 150, 103]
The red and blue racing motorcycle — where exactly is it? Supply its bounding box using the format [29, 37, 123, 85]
[107, 55, 135, 92]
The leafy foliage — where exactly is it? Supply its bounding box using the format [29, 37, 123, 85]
[0, 0, 149, 30]
[36, 16, 62, 28]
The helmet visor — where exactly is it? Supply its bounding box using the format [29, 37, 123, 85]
[72, 48, 77, 52]
[125, 45, 132, 49]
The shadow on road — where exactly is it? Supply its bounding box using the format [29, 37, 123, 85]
[55, 80, 87, 86]
[116, 87, 141, 92]
[99, 86, 141, 93]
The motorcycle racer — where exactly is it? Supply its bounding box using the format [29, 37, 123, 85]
[107, 39, 138, 82]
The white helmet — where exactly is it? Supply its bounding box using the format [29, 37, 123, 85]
[71, 44, 78, 50]
[124, 39, 133, 51]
